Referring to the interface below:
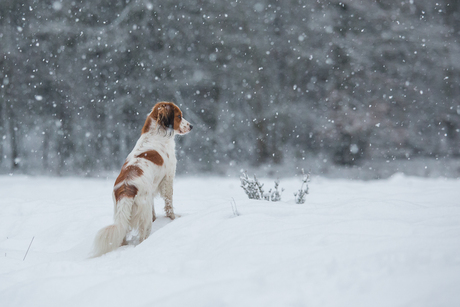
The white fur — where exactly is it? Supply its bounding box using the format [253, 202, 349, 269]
[92, 106, 192, 257]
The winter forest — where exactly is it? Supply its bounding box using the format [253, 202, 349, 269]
[1, 0, 460, 177]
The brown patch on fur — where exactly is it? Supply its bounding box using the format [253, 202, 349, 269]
[114, 183, 138, 202]
[142, 116, 153, 134]
[114, 164, 143, 186]
[136, 150, 164, 166]
[142, 101, 185, 133]
[113, 163, 142, 202]
[150, 101, 183, 131]
[172, 104, 182, 131]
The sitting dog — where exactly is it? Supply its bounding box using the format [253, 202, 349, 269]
[93, 101, 192, 257]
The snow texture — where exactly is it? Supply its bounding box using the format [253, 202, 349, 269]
[1, 174, 460, 307]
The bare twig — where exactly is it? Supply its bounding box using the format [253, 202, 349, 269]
[231, 197, 240, 216]
[23, 236, 35, 261]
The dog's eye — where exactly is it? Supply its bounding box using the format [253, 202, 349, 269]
[178, 115, 182, 120]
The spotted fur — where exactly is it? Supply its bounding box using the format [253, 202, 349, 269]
[92, 101, 192, 257]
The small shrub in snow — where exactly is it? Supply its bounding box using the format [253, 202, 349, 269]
[240, 171, 264, 200]
[240, 171, 284, 202]
[294, 169, 310, 204]
[268, 180, 284, 202]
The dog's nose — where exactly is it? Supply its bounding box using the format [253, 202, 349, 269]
[189, 124, 193, 130]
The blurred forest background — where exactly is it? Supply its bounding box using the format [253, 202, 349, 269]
[1, 0, 460, 177]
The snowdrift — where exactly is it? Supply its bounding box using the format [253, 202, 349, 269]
[1, 174, 459, 306]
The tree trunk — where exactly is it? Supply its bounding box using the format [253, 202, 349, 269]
[42, 124, 49, 172]
[6, 101, 19, 170]
[0, 95, 4, 167]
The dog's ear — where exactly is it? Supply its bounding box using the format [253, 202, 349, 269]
[156, 103, 174, 129]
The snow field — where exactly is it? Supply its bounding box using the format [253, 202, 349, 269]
[0, 174, 459, 307]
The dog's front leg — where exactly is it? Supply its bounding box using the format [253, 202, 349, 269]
[161, 175, 176, 220]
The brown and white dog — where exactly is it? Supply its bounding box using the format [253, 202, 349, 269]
[92, 101, 192, 257]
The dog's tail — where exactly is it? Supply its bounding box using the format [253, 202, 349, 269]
[92, 197, 134, 257]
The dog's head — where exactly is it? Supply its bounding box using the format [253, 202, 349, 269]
[143, 101, 193, 135]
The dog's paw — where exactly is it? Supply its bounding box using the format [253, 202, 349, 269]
[167, 213, 181, 220]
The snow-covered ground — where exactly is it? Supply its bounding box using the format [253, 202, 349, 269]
[1, 174, 459, 307]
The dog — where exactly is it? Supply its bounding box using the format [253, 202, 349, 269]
[92, 101, 192, 257]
